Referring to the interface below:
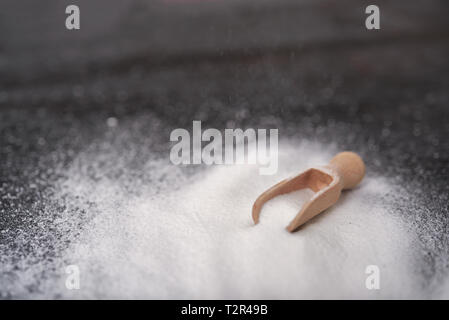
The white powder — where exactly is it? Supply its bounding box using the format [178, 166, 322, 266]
[36, 140, 421, 299]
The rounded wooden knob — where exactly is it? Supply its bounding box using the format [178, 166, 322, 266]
[329, 152, 365, 189]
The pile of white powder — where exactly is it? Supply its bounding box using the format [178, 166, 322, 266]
[24, 139, 423, 299]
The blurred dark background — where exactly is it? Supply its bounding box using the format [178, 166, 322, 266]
[0, 0, 448, 297]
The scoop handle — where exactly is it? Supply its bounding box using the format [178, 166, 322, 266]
[329, 152, 365, 190]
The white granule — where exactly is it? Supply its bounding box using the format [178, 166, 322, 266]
[36, 140, 421, 299]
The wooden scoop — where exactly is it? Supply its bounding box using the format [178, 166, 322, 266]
[252, 152, 365, 232]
